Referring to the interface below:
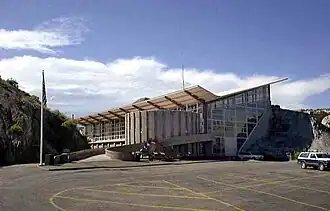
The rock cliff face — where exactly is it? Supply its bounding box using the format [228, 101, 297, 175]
[302, 109, 330, 152]
[248, 106, 330, 158]
[0, 78, 89, 166]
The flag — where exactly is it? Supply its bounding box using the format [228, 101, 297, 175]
[42, 70, 47, 107]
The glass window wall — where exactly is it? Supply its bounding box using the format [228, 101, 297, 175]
[84, 118, 125, 142]
[208, 85, 271, 153]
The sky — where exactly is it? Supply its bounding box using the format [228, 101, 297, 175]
[0, 0, 329, 117]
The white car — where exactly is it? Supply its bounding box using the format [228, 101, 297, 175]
[297, 152, 330, 171]
[238, 152, 264, 160]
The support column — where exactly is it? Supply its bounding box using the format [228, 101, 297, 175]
[187, 112, 192, 135]
[203, 103, 208, 133]
[148, 111, 155, 140]
[135, 111, 141, 144]
[130, 112, 135, 144]
[125, 114, 130, 145]
[188, 143, 192, 154]
[196, 143, 199, 156]
[141, 111, 148, 143]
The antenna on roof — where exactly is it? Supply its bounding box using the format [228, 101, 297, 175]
[181, 64, 188, 111]
[181, 64, 185, 90]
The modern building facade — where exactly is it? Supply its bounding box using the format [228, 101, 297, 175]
[76, 78, 287, 157]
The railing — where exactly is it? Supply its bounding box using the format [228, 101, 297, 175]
[89, 135, 125, 142]
[88, 137, 125, 144]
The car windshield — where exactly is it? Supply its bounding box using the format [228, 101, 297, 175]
[316, 154, 329, 158]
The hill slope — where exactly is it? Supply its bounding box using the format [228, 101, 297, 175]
[0, 78, 89, 166]
[303, 109, 330, 152]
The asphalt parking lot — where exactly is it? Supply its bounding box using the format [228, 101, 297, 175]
[1, 161, 329, 211]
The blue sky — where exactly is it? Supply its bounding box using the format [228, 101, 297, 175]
[0, 0, 329, 115]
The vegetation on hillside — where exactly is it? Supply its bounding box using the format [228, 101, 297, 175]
[0, 76, 89, 166]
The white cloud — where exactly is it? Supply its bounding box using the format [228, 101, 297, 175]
[0, 56, 329, 116]
[0, 17, 88, 54]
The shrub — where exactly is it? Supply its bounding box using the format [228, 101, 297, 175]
[21, 95, 40, 104]
[6, 78, 19, 88]
[52, 109, 67, 120]
[291, 151, 301, 160]
[61, 119, 76, 129]
[8, 122, 23, 135]
[29, 95, 40, 103]
[0, 81, 9, 89]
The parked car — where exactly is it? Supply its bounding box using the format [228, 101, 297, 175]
[297, 151, 330, 171]
[238, 152, 264, 160]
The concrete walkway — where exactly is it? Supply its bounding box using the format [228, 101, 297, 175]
[76, 154, 112, 163]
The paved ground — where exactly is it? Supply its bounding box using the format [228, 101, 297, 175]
[76, 154, 112, 163]
[0, 161, 329, 211]
[41, 159, 211, 171]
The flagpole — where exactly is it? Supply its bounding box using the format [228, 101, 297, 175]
[39, 70, 44, 166]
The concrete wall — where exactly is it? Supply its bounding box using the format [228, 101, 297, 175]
[125, 110, 200, 145]
[163, 133, 214, 146]
[105, 149, 133, 161]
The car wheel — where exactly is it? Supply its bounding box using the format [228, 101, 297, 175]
[319, 163, 325, 171]
[301, 162, 306, 169]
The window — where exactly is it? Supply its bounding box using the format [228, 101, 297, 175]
[212, 109, 224, 120]
[228, 97, 235, 105]
[216, 100, 224, 107]
[310, 154, 316, 158]
[237, 138, 246, 150]
[235, 94, 243, 105]
[316, 153, 329, 158]
[299, 153, 309, 158]
[225, 126, 234, 137]
[213, 137, 225, 155]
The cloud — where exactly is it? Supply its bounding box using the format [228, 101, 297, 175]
[0, 17, 88, 54]
[0, 56, 329, 116]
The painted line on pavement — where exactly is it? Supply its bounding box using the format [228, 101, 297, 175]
[81, 188, 209, 200]
[197, 176, 328, 211]
[117, 183, 184, 190]
[230, 174, 330, 195]
[203, 173, 329, 194]
[49, 179, 207, 210]
[53, 195, 212, 211]
[163, 180, 245, 211]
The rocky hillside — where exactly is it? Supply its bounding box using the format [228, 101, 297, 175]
[301, 109, 330, 152]
[0, 77, 89, 166]
[244, 106, 330, 159]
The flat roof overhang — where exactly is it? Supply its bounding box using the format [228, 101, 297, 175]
[75, 78, 288, 125]
[75, 85, 218, 125]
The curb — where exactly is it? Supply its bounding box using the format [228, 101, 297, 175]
[42, 160, 220, 171]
